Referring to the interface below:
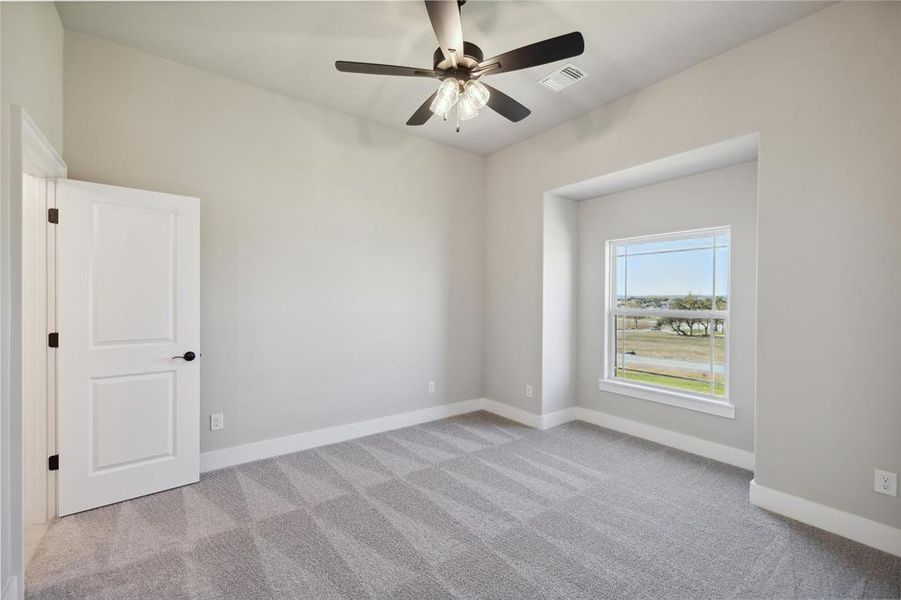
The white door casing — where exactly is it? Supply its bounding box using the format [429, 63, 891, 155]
[57, 179, 200, 516]
[23, 173, 51, 525]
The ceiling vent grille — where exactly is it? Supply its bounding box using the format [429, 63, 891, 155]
[538, 63, 588, 92]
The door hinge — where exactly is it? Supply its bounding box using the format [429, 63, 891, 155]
[48, 455, 59, 471]
[48, 332, 59, 348]
[48, 208, 59, 224]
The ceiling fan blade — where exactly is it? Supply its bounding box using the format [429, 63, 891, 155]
[406, 92, 438, 126]
[477, 32, 584, 76]
[425, 0, 464, 64]
[335, 61, 436, 78]
[482, 84, 531, 122]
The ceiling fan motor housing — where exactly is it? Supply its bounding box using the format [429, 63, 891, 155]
[433, 41, 484, 74]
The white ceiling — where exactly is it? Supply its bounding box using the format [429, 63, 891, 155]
[57, 1, 830, 156]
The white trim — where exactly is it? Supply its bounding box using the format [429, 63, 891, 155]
[200, 399, 578, 471]
[18, 108, 65, 529]
[607, 224, 731, 249]
[45, 179, 59, 522]
[749, 480, 901, 558]
[20, 108, 66, 526]
[481, 398, 545, 429]
[598, 379, 735, 419]
[480, 400, 578, 431]
[20, 109, 67, 178]
[540, 407, 579, 429]
[2, 107, 67, 600]
[200, 399, 484, 472]
[200, 398, 751, 472]
[1, 577, 18, 600]
[575, 406, 754, 469]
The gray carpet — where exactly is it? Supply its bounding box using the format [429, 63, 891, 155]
[26, 412, 900, 599]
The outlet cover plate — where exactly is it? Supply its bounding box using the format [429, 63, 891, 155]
[874, 469, 897, 496]
[210, 413, 224, 431]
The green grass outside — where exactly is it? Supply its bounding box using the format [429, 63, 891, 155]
[618, 326, 725, 362]
[617, 368, 726, 396]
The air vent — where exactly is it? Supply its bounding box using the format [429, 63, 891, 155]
[538, 63, 588, 92]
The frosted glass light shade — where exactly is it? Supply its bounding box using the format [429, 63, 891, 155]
[464, 80, 490, 109]
[457, 94, 479, 120]
[430, 79, 460, 117]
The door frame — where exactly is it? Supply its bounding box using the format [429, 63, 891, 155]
[3, 105, 67, 592]
[21, 109, 65, 526]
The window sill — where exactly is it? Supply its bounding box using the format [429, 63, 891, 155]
[597, 379, 735, 419]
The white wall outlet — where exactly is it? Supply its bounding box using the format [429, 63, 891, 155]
[428, 380, 436, 394]
[525, 384, 533, 399]
[210, 413, 224, 431]
[874, 469, 897, 496]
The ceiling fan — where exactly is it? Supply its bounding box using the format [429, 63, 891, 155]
[335, 0, 584, 131]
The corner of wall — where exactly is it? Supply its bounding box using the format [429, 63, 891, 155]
[541, 193, 580, 415]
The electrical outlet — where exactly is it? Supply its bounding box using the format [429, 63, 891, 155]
[210, 413, 224, 431]
[428, 380, 436, 394]
[525, 384, 533, 399]
[874, 469, 897, 497]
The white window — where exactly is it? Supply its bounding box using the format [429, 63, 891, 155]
[602, 227, 732, 418]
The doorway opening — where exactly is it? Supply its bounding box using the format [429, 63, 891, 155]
[16, 107, 67, 568]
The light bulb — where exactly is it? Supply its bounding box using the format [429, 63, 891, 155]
[464, 80, 490, 110]
[430, 79, 460, 117]
[457, 94, 479, 121]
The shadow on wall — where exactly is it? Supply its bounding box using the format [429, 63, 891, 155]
[271, 90, 426, 151]
[345, 28, 442, 144]
[544, 94, 639, 153]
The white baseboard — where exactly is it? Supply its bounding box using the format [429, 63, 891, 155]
[574, 407, 755, 470]
[476, 402, 754, 472]
[2, 576, 18, 600]
[200, 398, 483, 472]
[750, 480, 901, 558]
[201, 398, 569, 471]
[481, 398, 545, 429]
[480, 400, 578, 430]
[541, 407, 579, 429]
[201, 398, 752, 472]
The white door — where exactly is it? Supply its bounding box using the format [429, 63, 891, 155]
[57, 179, 200, 516]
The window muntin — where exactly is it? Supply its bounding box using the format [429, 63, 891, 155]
[608, 228, 729, 401]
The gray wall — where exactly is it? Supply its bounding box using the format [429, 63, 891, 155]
[578, 161, 758, 452]
[541, 195, 579, 414]
[483, 2, 901, 528]
[63, 32, 484, 454]
[1, 2, 64, 593]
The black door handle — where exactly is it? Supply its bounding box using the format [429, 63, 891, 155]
[172, 351, 197, 361]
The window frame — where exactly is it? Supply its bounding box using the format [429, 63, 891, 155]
[602, 226, 734, 419]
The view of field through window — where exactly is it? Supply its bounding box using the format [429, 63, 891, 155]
[611, 231, 729, 398]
